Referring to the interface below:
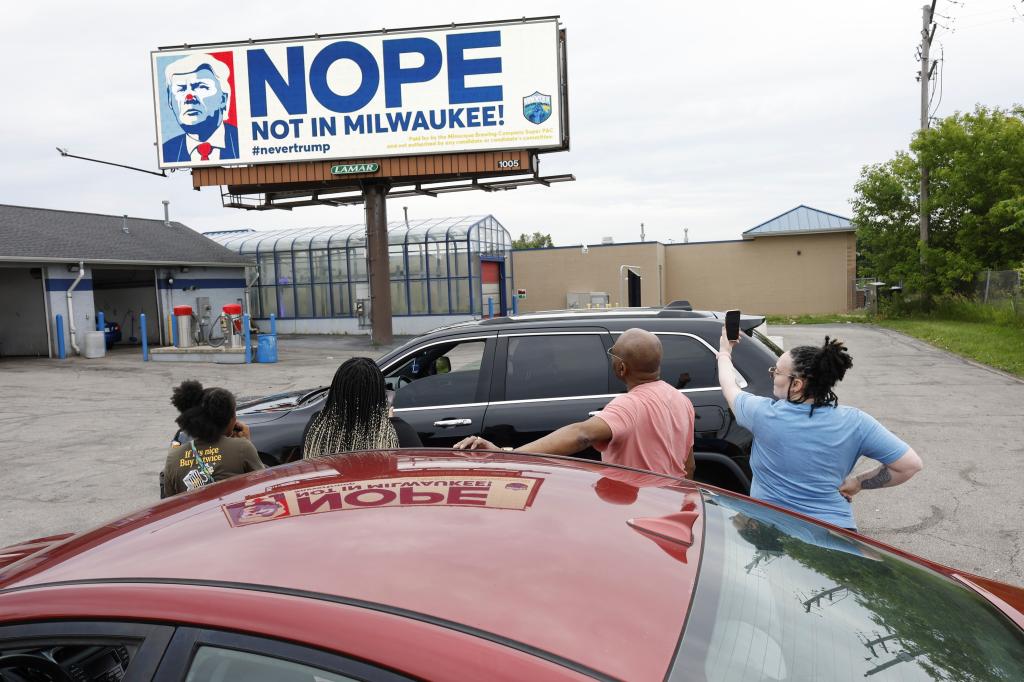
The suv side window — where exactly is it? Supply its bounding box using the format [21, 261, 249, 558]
[505, 334, 608, 400]
[657, 334, 718, 389]
[387, 339, 486, 408]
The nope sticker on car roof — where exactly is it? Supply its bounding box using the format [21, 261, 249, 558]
[222, 472, 544, 527]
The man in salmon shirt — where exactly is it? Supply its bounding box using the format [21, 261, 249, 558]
[454, 328, 696, 479]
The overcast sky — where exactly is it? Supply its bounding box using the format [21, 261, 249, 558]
[2, 1, 1022, 245]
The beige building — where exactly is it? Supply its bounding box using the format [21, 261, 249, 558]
[511, 205, 856, 316]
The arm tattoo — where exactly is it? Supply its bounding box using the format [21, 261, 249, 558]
[859, 466, 892, 490]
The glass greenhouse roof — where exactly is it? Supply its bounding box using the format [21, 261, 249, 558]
[206, 215, 505, 255]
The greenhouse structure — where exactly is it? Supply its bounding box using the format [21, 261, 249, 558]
[207, 215, 515, 335]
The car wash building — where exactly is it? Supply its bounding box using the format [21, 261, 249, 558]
[0, 204, 251, 358]
[206, 215, 513, 336]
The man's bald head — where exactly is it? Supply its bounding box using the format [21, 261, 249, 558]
[614, 328, 662, 375]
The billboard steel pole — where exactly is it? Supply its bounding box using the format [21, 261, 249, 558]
[364, 183, 393, 345]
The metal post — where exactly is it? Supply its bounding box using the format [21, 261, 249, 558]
[97, 311, 105, 332]
[140, 313, 149, 361]
[55, 315, 66, 359]
[364, 182, 393, 344]
[270, 313, 277, 337]
[919, 2, 936, 261]
[243, 313, 252, 364]
[512, 296, 518, 315]
[171, 314, 179, 347]
[488, 297, 494, 319]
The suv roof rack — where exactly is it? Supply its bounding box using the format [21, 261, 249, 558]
[475, 307, 716, 325]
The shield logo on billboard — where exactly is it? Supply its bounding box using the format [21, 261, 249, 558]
[522, 91, 552, 124]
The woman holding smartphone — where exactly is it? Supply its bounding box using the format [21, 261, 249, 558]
[717, 328, 922, 531]
[164, 380, 264, 496]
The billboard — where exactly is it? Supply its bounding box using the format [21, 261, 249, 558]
[152, 18, 564, 169]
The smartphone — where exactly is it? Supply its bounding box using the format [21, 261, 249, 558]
[725, 309, 741, 341]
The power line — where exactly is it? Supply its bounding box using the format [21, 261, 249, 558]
[929, 45, 945, 120]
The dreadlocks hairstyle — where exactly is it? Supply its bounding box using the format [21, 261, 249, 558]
[787, 336, 854, 416]
[171, 380, 237, 442]
[303, 357, 399, 458]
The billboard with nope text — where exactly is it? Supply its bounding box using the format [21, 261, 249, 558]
[151, 18, 565, 169]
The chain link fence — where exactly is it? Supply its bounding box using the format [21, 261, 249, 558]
[974, 270, 1022, 304]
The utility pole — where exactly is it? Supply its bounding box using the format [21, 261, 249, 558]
[919, 1, 938, 257]
[364, 183, 393, 345]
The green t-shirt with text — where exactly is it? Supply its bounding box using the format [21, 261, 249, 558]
[164, 435, 265, 496]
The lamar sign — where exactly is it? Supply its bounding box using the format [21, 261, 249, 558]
[331, 163, 379, 175]
[152, 18, 565, 169]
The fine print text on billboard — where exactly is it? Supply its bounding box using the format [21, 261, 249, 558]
[152, 18, 564, 169]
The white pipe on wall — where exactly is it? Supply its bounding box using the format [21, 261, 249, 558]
[66, 261, 85, 355]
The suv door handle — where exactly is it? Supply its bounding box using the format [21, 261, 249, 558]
[433, 419, 472, 427]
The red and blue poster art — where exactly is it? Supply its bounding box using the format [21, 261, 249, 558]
[155, 52, 238, 163]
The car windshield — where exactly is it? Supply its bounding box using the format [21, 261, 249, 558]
[670, 491, 1024, 681]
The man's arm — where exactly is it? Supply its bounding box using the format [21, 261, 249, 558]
[840, 448, 923, 499]
[453, 416, 613, 457]
[684, 444, 695, 479]
[517, 416, 613, 456]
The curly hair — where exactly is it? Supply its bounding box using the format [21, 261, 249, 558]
[171, 379, 236, 442]
[787, 336, 854, 416]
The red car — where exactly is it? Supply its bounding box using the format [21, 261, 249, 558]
[2, 451, 1023, 681]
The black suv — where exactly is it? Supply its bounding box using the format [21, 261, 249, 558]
[174, 308, 782, 493]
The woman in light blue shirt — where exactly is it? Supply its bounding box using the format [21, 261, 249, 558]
[716, 328, 922, 530]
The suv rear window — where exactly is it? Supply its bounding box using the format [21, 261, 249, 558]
[657, 334, 718, 390]
[670, 491, 1024, 681]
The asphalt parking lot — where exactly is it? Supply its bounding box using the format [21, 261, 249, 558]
[1, 324, 1021, 587]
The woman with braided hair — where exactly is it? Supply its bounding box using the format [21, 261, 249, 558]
[717, 328, 922, 531]
[302, 357, 421, 459]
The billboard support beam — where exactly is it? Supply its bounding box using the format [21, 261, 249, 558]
[364, 182, 393, 345]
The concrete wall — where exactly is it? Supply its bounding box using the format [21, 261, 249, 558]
[44, 264, 96, 356]
[512, 232, 855, 315]
[0, 266, 50, 357]
[512, 243, 666, 312]
[664, 232, 856, 314]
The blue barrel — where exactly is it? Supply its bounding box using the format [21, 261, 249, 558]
[256, 334, 278, 363]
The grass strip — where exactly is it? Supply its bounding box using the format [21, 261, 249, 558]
[766, 312, 871, 325]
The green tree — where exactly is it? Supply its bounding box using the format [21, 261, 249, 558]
[852, 105, 1024, 295]
[512, 231, 555, 249]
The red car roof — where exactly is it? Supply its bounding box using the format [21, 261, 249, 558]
[0, 451, 704, 681]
